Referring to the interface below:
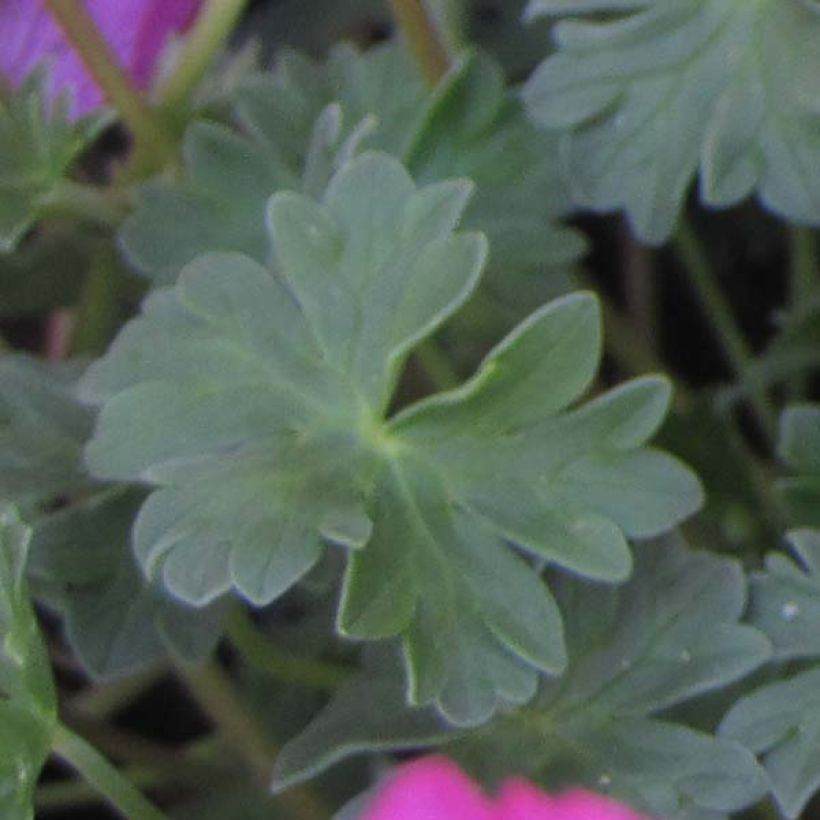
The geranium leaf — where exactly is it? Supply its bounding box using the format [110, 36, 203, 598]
[275, 538, 769, 819]
[0, 74, 105, 251]
[28, 489, 225, 679]
[721, 524, 820, 817]
[0, 356, 94, 504]
[524, 0, 820, 244]
[0, 503, 57, 820]
[83, 152, 700, 727]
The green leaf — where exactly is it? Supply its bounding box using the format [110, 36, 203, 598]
[122, 43, 583, 311]
[721, 529, 820, 817]
[28, 490, 224, 679]
[119, 121, 299, 284]
[455, 537, 770, 819]
[778, 403, 820, 525]
[0, 355, 95, 504]
[0, 355, 222, 677]
[0, 74, 104, 251]
[275, 538, 769, 819]
[83, 153, 699, 726]
[524, 0, 820, 244]
[0, 503, 57, 820]
[272, 652, 451, 792]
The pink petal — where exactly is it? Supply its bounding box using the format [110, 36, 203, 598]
[498, 780, 649, 820]
[0, 0, 203, 118]
[362, 757, 496, 820]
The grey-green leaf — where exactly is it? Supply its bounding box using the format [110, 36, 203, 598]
[83, 154, 698, 727]
[524, 0, 820, 244]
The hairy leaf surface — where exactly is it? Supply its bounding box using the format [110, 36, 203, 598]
[524, 0, 820, 244]
[276, 538, 769, 818]
[84, 152, 700, 726]
[0, 504, 56, 820]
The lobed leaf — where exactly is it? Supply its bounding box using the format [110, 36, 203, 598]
[0, 355, 94, 504]
[0, 74, 104, 251]
[85, 152, 701, 726]
[524, 0, 820, 244]
[722, 528, 820, 817]
[0, 354, 224, 678]
[121, 43, 584, 329]
[276, 538, 769, 819]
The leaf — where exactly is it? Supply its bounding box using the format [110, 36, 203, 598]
[275, 538, 769, 820]
[0, 503, 57, 820]
[454, 537, 770, 819]
[778, 403, 820, 525]
[523, 0, 820, 244]
[28, 489, 225, 679]
[272, 652, 452, 792]
[83, 152, 701, 727]
[0, 355, 223, 677]
[0, 355, 95, 504]
[0, 74, 104, 251]
[122, 43, 584, 311]
[721, 529, 820, 818]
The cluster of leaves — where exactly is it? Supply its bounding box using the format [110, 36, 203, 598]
[8, 3, 820, 819]
[0, 73, 104, 252]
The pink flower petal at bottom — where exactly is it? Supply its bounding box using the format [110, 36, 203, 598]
[363, 757, 496, 820]
[497, 779, 649, 820]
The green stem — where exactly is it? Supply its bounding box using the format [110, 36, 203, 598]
[387, 0, 452, 85]
[68, 664, 165, 719]
[788, 226, 817, 317]
[175, 660, 328, 820]
[51, 723, 169, 820]
[424, 0, 468, 50]
[228, 606, 349, 692]
[674, 219, 776, 442]
[416, 338, 461, 391]
[45, 0, 175, 166]
[41, 180, 129, 229]
[157, 0, 250, 111]
[69, 244, 121, 356]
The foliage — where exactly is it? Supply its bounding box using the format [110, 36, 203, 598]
[523, 0, 820, 244]
[81, 152, 699, 726]
[0, 504, 56, 820]
[4, 1, 820, 818]
[0, 73, 104, 252]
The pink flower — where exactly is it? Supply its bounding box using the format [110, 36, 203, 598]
[0, 0, 203, 118]
[362, 757, 650, 820]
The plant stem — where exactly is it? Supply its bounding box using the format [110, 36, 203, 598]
[788, 226, 817, 318]
[228, 606, 349, 692]
[674, 219, 776, 443]
[68, 664, 165, 719]
[41, 180, 128, 229]
[45, 0, 175, 165]
[70, 243, 121, 356]
[51, 723, 169, 820]
[157, 0, 250, 111]
[387, 0, 451, 85]
[175, 659, 328, 820]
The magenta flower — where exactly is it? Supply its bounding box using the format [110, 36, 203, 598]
[362, 757, 650, 820]
[0, 0, 203, 118]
